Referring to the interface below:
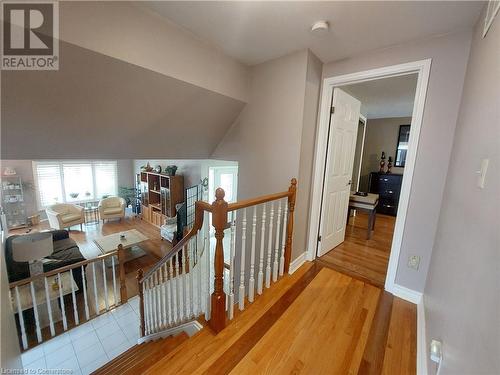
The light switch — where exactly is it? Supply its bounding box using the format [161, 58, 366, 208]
[477, 159, 489, 189]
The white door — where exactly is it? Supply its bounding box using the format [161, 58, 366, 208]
[317, 88, 361, 257]
[209, 166, 238, 203]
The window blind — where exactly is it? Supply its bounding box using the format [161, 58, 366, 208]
[35, 163, 63, 208]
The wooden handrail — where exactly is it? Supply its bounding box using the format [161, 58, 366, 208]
[139, 200, 212, 283]
[9, 250, 118, 289]
[227, 191, 292, 212]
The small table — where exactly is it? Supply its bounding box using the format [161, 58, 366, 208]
[347, 193, 379, 240]
[84, 206, 99, 225]
[94, 229, 149, 254]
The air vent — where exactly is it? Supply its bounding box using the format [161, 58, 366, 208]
[483, 0, 500, 38]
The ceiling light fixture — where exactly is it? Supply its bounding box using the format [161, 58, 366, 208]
[311, 20, 329, 33]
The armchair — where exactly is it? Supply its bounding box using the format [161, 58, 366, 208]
[98, 196, 126, 222]
[46, 203, 85, 230]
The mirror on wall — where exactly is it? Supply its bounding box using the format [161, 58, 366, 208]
[394, 125, 411, 167]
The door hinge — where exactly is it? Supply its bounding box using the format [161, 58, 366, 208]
[317, 235, 322, 242]
[330, 106, 335, 114]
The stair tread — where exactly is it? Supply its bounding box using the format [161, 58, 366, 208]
[92, 332, 189, 375]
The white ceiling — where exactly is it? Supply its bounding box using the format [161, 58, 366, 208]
[142, 1, 484, 65]
[342, 74, 418, 119]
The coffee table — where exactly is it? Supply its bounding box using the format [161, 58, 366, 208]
[94, 229, 149, 257]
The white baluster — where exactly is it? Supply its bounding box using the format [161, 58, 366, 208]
[273, 201, 282, 282]
[44, 277, 55, 336]
[143, 280, 150, 335]
[204, 226, 211, 320]
[248, 206, 257, 302]
[92, 263, 99, 315]
[111, 255, 118, 305]
[29, 281, 42, 343]
[169, 257, 175, 324]
[158, 268, 164, 329]
[280, 203, 288, 276]
[257, 204, 266, 295]
[102, 259, 109, 311]
[162, 264, 167, 328]
[152, 273, 158, 332]
[81, 265, 90, 320]
[196, 234, 202, 316]
[14, 286, 28, 350]
[176, 252, 183, 321]
[266, 202, 274, 288]
[228, 219, 236, 319]
[69, 268, 79, 325]
[188, 239, 194, 318]
[58, 273, 67, 330]
[147, 278, 154, 333]
[239, 208, 247, 310]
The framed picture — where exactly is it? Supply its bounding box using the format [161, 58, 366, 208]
[395, 125, 411, 167]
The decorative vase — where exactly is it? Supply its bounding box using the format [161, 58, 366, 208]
[379, 152, 386, 173]
[166, 165, 178, 176]
[387, 156, 393, 174]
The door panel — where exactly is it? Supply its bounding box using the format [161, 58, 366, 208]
[318, 88, 361, 257]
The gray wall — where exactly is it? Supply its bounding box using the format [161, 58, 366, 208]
[323, 30, 473, 292]
[359, 117, 411, 192]
[424, 11, 499, 375]
[212, 49, 323, 260]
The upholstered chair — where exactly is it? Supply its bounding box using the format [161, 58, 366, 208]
[46, 203, 85, 230]
[98, 196, 126, 222]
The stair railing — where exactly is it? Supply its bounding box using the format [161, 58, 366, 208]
[137, 178, 297, 336]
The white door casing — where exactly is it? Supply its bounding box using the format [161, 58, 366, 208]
[318, 88, 361, 257]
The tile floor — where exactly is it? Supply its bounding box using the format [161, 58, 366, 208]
[20, 296, 141, 375]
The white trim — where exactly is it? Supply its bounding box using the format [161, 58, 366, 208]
[306, 59, 432, 294]
[391, 283, 422, 304]
[417, 298, 428, 375]
[288, 252, 308, 274]
[137, 320, 203, 344]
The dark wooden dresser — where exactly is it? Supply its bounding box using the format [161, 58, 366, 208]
[368, 172, 403, 216]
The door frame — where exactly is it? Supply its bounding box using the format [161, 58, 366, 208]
[306, 59, 431, 294]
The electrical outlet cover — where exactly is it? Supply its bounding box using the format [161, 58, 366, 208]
[408, 255, 420, 270]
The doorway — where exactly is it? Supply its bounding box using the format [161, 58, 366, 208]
[307, 60, 431, 292]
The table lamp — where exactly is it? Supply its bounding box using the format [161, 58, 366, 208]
[12, 233, 53, 289]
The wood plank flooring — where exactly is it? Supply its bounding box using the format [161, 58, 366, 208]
[143, 262, 416, 375]
[319, 212, 396, 288]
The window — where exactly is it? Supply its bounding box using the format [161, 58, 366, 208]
[33, 161, 118, 208]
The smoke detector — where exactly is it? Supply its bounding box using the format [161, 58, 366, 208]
[311, 21, 329, 33]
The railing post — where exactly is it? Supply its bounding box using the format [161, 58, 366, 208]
[284, 178, 297, 274]
[118, 244, 128, 303]
[137, 269, 145, 337]
[208, 188, 228, 333]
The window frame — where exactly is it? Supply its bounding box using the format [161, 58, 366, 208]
[33, 160, 118, 209]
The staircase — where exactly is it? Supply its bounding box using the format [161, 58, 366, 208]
[92, 332, 189, 375]
[96, 178, 298, 372]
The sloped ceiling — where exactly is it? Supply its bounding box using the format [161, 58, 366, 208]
[1, 41, 245, 159]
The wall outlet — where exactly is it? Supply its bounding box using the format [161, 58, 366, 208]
[408, 255, 421, 270]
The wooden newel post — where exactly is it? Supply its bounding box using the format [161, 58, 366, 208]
[137, 269, 145, 337]
[284, 178, 297, 274]
[208, 188, 228, 333]
[117, 244, 128, 303]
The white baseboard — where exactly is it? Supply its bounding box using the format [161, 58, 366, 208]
[417, 298, 428, 375]
[137, 320, 203, 344]
[389, 283, 423, 304]
[288, 252, 308, 274]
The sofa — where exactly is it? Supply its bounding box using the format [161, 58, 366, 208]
[46, 203, 85, 230]
[98, 196, 126, 222]
[5, 230, 86, 289]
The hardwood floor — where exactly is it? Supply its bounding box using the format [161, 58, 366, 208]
[142, 262, 416, 375]
[319, 212, 396, 288]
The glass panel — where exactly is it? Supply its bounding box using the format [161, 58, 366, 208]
[220, 173, 234, 202]
[395, 125, 411, 167]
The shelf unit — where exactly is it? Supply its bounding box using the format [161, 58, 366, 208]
[1, 175, 27, 229]
[138, 172, 184, 228]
